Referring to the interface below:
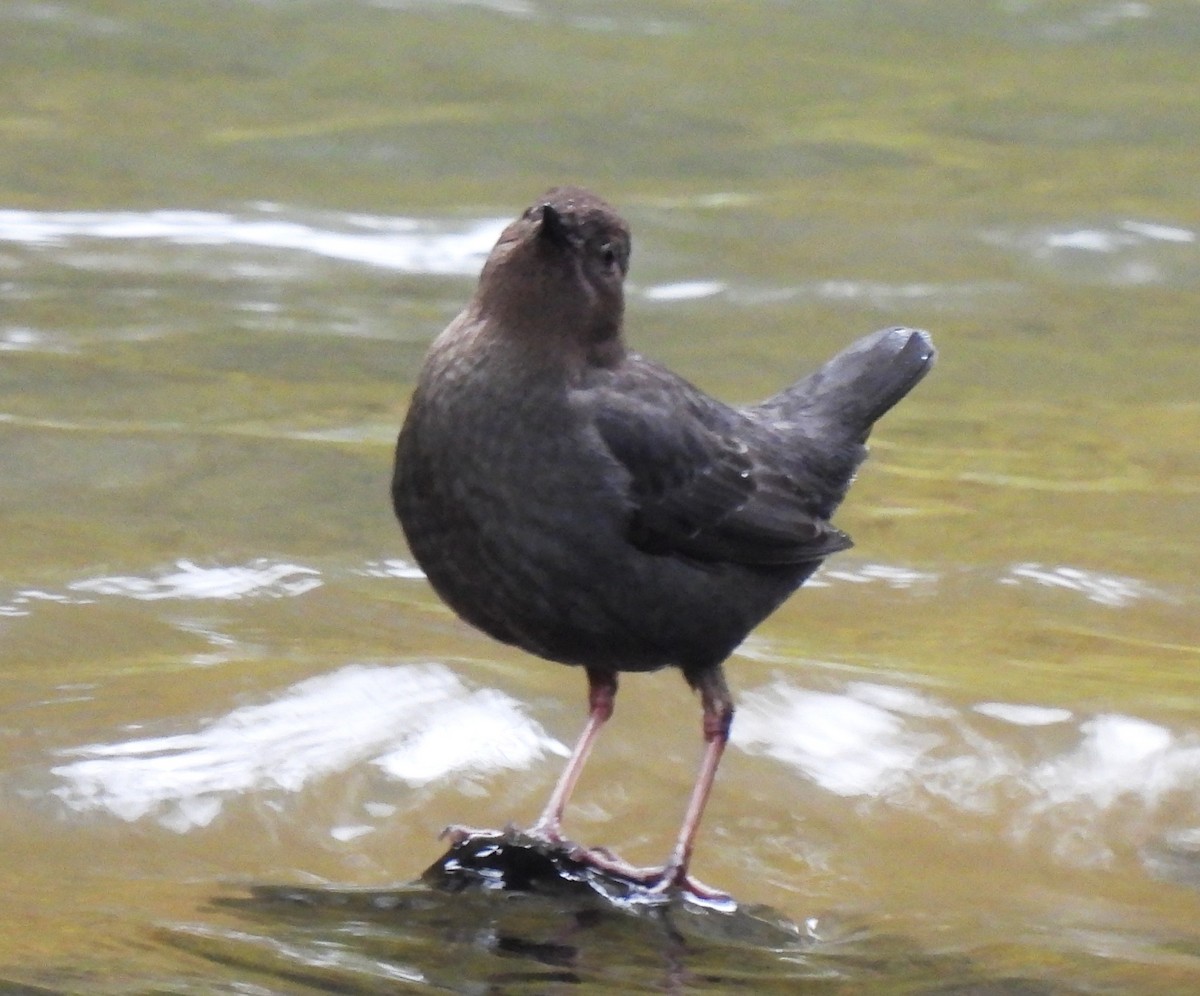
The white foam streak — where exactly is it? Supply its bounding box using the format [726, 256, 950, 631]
[0, 557, 433, 618]
[989, 219, 1196, 256]
[1017, 715, 1200, 864]
[734, 684, 942, 799]
[982, 218, 1197, 287]
[642, 280, 727, 301]
[358, 558, 426, 580]
[735, 679, 1200, 867]
[0, 207, 507, 275]
[974, 702, 1074, 726]
[70, 559, 322, 601]
[52, 663, 565, 831]
[1001, 562, 1160, 607]
[812, 563, 939, 589]
[375, 688, 570, 785]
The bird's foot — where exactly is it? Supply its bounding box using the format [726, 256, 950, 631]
[524, 818, 568, 847]
[576, 847, 736, 911]
[577, 845, 661, 880]
[433, 825, 734, 910]
[644, 868, 736, 911]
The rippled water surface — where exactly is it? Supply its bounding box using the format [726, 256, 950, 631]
[2, 1, 1199, 992]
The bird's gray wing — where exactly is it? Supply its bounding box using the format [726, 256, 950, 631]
[579, 377, 853, 567]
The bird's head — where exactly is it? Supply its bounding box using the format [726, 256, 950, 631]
[476, 186, 632, 368]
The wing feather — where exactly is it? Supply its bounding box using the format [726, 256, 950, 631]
[579, 369, 852, 566]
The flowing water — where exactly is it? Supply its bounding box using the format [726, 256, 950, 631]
[1, 1, 1199, 992]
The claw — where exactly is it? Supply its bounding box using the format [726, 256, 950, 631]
[578, 849, 735, 909]
[439, 824, 504, 846]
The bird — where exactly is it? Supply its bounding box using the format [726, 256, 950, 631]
[392, 186, 935, 900]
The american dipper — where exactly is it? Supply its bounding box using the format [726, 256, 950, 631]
[393, 187, 935, 899]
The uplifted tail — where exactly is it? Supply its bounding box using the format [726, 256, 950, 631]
[759, 326, 936, 440]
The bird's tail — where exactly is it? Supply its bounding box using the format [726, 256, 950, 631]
[759, 326, 936, 439]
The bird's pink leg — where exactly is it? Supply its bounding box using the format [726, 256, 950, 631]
[657, 665, 734, 898]
[528, 668, 616, 841]
[573, 666, 735, 901]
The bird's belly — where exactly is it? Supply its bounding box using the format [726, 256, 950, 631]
[403, 473, 798, 673]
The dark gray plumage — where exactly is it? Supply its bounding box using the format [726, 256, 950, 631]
[392, 186, 935, 899]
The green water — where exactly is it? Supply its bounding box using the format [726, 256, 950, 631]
[2, 1, 1198, 992]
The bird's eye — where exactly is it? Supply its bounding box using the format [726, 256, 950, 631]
[599, 243, 620, 270]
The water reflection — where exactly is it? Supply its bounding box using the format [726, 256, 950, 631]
[164, 846, 1071, 996]
[358, 557, 426, 580]
[0, 555, 1180, 631]
[51, 663, 566, 832]
[174, 880, 823, 994]
[71, 558, 323, 602]
[1038, 1, 1152, 40]
[0, 326, 55, 352]
[642, 279, 727, 301]
[640, 278, 1012, 310]
[0, 206, 507, 275]
[1, 0, 1197, 987]
[45, 649, 1200, 878]
[735, 678, 1200, 867]
[982, 218, 1199, 287]
[973, 702, 1074, 727]
[813, 559, 1172, 609]
[0, 204, 1021, 322]
[812, 563, 940, 590]
[1001, 562, 1163, 608]
[0, 558, 327, 617]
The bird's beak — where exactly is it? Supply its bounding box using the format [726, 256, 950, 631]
[539, 203, 571, 247]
